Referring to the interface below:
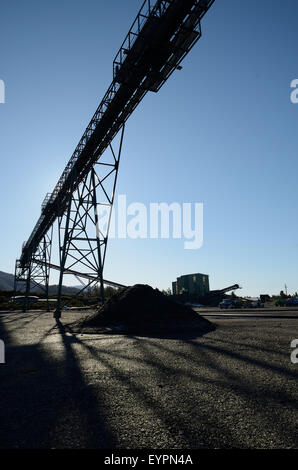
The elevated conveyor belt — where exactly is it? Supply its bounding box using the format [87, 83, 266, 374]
[19, 0, 215, 268]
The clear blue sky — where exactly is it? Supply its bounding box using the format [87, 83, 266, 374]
[0, 0, 298, 296]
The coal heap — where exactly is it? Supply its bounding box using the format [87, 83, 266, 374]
[69, 284, 212, 334]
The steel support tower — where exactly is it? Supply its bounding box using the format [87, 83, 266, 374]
[14, 0, 215, 317]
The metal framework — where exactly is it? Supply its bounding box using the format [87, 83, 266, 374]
[14, 227, 53, 312]
[15, 0, 215, 315]
[54, 125, 125, 317]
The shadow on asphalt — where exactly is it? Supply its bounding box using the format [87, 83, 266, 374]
[0, 315, 116, 448]
[0, 313, 297, 448]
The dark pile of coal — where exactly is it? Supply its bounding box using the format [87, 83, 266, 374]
[69, 284, 212, 334]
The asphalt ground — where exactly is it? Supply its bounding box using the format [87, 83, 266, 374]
[0, 309, 297, 449]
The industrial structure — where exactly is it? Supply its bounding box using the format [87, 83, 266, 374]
[172, 273, 210, 297]
[14, 0, 215, 317]
[172, 273, 241, 305]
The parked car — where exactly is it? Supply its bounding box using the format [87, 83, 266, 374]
[219, 299, 243, 309]
[275, 298, 296, 307]
[285, 298, 298, 306]
[250, 300, 264, 308]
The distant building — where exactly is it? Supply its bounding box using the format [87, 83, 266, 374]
[172, 273, 210, 297]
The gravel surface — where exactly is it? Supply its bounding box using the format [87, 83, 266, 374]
[0, 310, 297, 449]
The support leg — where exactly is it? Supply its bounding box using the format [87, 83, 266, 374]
[23, 264, 31, 313]
[55, 189, 73, 319]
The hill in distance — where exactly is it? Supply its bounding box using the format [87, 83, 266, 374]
[0, 270, 79, 294]
[0, 271, 14, 290]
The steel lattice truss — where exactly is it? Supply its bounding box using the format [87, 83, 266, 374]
[15, 0, 215, 315]
[14, 228, 53, 311]
[54, 125, 125, 314]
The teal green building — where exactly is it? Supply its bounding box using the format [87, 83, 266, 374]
[172, 273, 210, 297]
